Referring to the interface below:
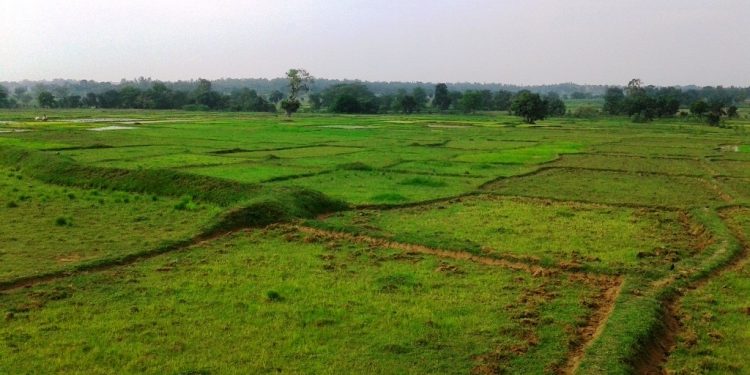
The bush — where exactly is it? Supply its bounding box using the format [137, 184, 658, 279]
[6, 201, 18, 208]
[572, 106, 600, 119]
[266, 290, 283, 302]
[55, 217, 70, 226]
[182, 104, 210, 111]
[174, 196, 198, 211]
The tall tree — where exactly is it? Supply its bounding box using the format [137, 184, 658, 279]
[280, 68, 312, 117]
[603, 87, 625, 115]
[37, 91, 55, 108]
[544, 92, 566, 116]
[0, 86, 8, 108]
[433, 83, 451, 111]
[511, 91, 547, 124]
[399, 95, 418, 114]
[493, 90, 513, 111]
[690, 100, 708, 118]
[412, 87, 428, 112]
[460, 91, 483, 113]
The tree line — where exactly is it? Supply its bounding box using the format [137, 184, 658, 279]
[603, 79, 741, 126]
[0, 74, 746, 126]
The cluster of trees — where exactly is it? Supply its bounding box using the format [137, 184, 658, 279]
[1, 74, 746, 126]
[603, 79, 682, 122]
[604, 79, 742, 125]
[0, 77, 612, 99]
[311, 82, 564, 119]
[4, 79, 276, 112]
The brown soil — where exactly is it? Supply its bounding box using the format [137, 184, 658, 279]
[631, 299, 680, 375]
[562, 278, 624, 374]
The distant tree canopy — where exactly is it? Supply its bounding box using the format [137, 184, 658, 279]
[37, 91, 55, 108]
[545, 92, 567, 117]
[510, 91, 547, 124]
[0, 86, 9, 108]
[322, 83, 378, 114]
[433, 83, 451, 111]
[4, 77, 746, 125]
[604, 79, 710, 122]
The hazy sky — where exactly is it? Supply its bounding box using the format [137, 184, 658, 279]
[2, 0, 749, 86]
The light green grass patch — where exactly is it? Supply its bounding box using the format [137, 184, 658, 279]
[389, 160, 535, 177]
[454, 143, 582, 164]
[316, 195, 691, 272]
[272, 170, 479, 204]
[487, 168, 723, 207]
[555, 154, 706, 176]
[0, 229, 598, 374]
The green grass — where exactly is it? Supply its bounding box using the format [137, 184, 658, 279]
[0, 167, 221, 282]
[0, 229, 598, 374]
[712, 159, 750, 178]
[186, 162, 318, 183]
[555, 154, 706, 176]
[314, 195, 693, 273]
[487, 168, 724, 207]
[666, 208, 750, 374]
[271, 170, 480, 205]
[454, 142, 582, 164]
[2, 109, 750, 374]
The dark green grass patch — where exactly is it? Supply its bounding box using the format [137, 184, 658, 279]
[486, 168, 723, 207]
[94, 153, 240, 170]
[185, 162, 317, 184]
[221, 146, 363, 159]
[555, 154, 706, 176]
[712, 159, 750, 178]
[0, 229, 599, 374]
[717, 177, 750, 201]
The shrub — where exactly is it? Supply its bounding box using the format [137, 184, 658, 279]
[266, 291, 283, 302]
[174, 196, 198, 211]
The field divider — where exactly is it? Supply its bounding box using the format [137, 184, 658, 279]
[282, 223, 623, 375]
[578, 207, 745, 374]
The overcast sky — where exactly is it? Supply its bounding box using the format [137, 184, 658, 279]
[2, 0, 749, 86]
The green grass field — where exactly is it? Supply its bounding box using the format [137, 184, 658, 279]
[1, 109, 749, 374]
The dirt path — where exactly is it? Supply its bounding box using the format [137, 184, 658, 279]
[562, 278, 623, 374]
[286, 224, 624, 374]
[633, 207, 749, 374]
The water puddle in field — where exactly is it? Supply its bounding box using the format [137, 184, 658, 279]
[0, 129, 31, 133]
[427, 124, 472, 129]
[67, 118, 143, 123]
[319, 125, 379, 129]
[88, 126, 137, 132]
[719, 145, 740, 152]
